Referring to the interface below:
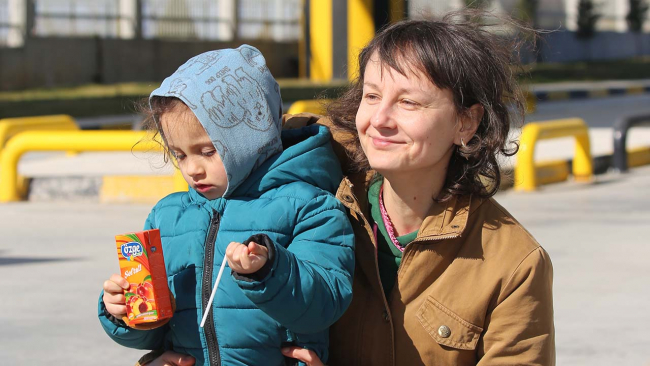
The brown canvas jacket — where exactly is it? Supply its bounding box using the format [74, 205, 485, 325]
[283, 113, 556, 366]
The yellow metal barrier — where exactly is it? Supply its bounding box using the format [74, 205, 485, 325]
[286, 99, 330, 115]
[0, 115, 79, 159]
[628, 146, 650, 168]
[0, 130, 186, 202]
[514, 118, 593, 191]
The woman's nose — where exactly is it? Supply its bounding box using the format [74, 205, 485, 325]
[369, 102, 395, 129]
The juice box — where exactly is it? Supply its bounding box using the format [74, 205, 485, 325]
[115, 229, 173, 326]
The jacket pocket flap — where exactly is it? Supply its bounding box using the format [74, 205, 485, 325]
[416, 296, 483, 350]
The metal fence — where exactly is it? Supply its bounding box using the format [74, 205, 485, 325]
[1, 0, 301, 47]
[140, 0, 300, 41]
[33, 0, 125, 38]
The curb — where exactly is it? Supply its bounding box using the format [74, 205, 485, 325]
[534, 86, 650, 102]
[28, 175, 179, 203]
[531, 80, 650, 102]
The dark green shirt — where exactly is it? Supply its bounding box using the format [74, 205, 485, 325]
[368, 179, 418, 298]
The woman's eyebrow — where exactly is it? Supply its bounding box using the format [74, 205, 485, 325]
[363, 82, 379, 89]
[365, 83, 428, 97]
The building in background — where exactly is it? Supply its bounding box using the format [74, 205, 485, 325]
[408, 0, 649, 32]
[407, 0, 650, 63]
[0, 0, 301, 47]
[0, 0, 302, 90]
[1, 0, 649, 88]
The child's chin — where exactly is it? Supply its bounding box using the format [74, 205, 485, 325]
[199, 189, 224, 200]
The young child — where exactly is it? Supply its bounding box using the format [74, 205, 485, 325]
[98, 45, 355, 366]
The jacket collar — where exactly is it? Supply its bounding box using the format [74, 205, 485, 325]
[337, 172, 479, 242]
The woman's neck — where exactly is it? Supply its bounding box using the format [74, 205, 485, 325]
[380, 170, 445, 236]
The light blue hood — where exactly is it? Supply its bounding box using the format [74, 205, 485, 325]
[150, 44, 283, 197]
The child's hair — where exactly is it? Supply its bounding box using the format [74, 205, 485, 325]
[137, 96, 185, 167]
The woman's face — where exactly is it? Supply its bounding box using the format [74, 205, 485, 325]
[356, 53, 467, 178]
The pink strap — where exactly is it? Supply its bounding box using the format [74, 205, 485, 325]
[378, 185, 405, 252]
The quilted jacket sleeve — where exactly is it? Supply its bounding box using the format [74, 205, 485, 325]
[97, 209, 168, 350]
[232, 193, 355, 334]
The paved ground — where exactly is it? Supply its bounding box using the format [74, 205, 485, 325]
[497, 166, 650, 366]
[0, 165, 649, 365]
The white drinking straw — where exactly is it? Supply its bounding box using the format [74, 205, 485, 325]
[200, 254, 228, 328]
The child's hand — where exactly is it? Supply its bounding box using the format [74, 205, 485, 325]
[281, 347, 324, 366]
[102, 273, 130, 318]
[226, 241, 269, 274]
[147, 351, 195, 366]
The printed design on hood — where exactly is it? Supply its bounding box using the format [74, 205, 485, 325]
[200, 66, 274, 132]
[239, 46, 275, 82]
[167, 79, 197, 109]
[150, 44, 283, 197]
[240, 45, 264, 69]
[177, 51, 223, 76]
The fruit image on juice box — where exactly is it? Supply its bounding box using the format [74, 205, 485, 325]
[115, 229, 173, 326]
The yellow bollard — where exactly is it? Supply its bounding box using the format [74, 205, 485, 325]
[514, 118, 593, 191]
[0, 130, 185, 202]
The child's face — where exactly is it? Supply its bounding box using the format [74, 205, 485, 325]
[161, 104, 228, 199]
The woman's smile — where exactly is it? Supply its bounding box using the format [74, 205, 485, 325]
[370, 136, 405, 149]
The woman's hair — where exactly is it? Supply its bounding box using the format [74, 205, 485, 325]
[328, 10, 529, 202]
[137, 96, 185, 166]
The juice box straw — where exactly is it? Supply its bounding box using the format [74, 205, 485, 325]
[200, 254, 229, 328]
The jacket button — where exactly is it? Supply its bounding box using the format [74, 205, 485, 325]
[438, 325, 451, 338]
[382, 311, 390, 322]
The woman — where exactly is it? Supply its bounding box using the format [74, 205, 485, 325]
[146, 12, 554, 366]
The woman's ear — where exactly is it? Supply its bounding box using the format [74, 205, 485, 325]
[456, 104, 483, 145]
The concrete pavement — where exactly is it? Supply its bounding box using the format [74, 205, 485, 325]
[1, 165, 649, 365]
[496, 166, 650, 365]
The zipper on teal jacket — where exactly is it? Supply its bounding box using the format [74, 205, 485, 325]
[202, 210, 221, 365]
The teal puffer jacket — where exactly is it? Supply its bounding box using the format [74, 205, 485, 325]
[98, 125, 355, 366]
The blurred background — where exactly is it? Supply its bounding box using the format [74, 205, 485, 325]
[0, 1, 649, 365]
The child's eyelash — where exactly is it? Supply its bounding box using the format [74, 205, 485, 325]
[171, 151, 186, 160]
